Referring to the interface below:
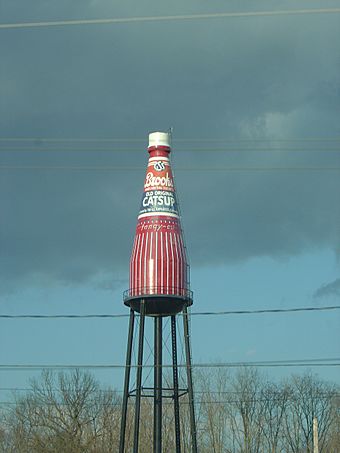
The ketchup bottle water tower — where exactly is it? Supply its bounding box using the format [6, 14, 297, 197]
[119, 132, 198, 453]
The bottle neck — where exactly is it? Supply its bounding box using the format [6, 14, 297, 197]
[148, 146, 171, 158]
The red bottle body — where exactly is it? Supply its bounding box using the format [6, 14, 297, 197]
[125, 135, 192, 315]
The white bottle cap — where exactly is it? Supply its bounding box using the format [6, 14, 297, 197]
[148, 132, 171, 148]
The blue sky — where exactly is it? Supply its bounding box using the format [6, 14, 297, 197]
[1, 249, 339, 395]
[1, 0, 339, 398]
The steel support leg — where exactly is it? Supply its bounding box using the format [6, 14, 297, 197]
[183, 305, 198, 453]
[119, 309, 135, 453]
[154, 316, 163, 453]
[171, 315, 181, 453]
[133, 300, 145, 453]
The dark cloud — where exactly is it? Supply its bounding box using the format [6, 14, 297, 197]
[313, 278, 340, 299]
[1, 0, 340, 290]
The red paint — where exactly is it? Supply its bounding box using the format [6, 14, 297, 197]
[127, 140, 190, 301]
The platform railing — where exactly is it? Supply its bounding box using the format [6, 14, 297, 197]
[123, 286, 193, 302]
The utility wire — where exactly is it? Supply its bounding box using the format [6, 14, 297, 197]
[190, 306, 340, 316]
[1, 395, 339, 407]
[0, 358, 339, 371]
[175, 138, 340, 143]
[1, 137, 340, 143]
[2, 146, 340, 152]
[1, 305, 339, 319]
[0, 314, 129, 319]
[1, 166, 339, 172]
[1, 8, 340, 30]
[1, 387, 339, 398]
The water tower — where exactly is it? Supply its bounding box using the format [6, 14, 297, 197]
[119, 132, 198, 453]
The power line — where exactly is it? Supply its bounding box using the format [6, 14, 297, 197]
[1, 387, 339, 398]
[176, 138, 340, 143]
[1, 396, 338, 407]
[1, 137, 340, 143]
[0, 358, 339, 371]
[1, 305, 339, 319]
[190, 306, 340, 316]
[0, 138, 145, 143]
[1, 8, 340, 30]
[2, 146, 340, 152]
[0, 314, 129, 319]
[0, 396, 338, 407]
[0, 399, 339, 409]
[1, 166, 339, 172]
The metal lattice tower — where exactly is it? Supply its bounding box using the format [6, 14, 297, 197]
[119, 132, 197, 453]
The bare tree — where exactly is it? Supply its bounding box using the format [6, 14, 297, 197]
[259, 382, 290, 453]
[225, 367, 265, 453]
[2, 368, 339, 453]
[327, 394, 340, 452]
[283, 372, 337, 453]
[197, 368, 230, 453]
[3, 370, 120, 453]
[0, 416, 14, 453]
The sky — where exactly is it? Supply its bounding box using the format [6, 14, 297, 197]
[0, 0, 340, 397]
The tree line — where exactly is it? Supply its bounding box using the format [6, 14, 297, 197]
[0, 368, 339, 452]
